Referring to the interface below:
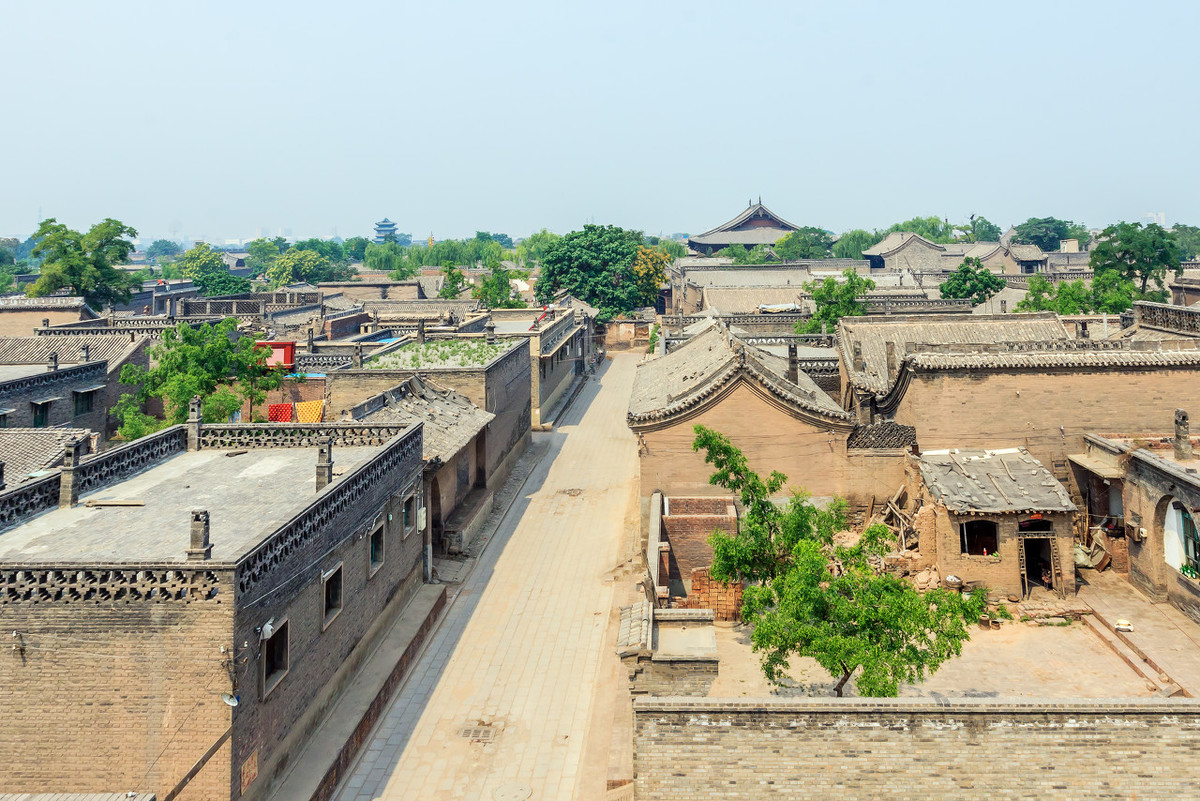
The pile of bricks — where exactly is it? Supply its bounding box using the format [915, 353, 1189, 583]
[678, 567, 743, 622]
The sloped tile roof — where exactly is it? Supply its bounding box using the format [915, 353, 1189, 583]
[628, 322, 851, 425]
[846, 421, 917, 450]
[354, 375, 493, 464]
[907, 347, 1200, 371]
[0, 335, 140, 367]
[700, 286, 809, 314]
[862, 232, 943, 257]
[919, 447, 1076, 514]
[0, 428, 94, 486]
[838, 313, 1070, 395]
[691, 202, 800, 238]
[1008, 244, 1046, 261]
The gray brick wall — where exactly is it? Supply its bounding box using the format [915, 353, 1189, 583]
[634, 697, 1200, 799]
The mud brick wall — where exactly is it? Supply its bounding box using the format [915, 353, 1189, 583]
[240, 376, 326, 422]
[634, 698, 1200, 800]
[661, 498, 736, 580]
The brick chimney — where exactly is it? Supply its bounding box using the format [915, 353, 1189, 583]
[58, 437, 85, 508]
[352, 343, 363, 369]
[886, 341, 897, 375]
[1000, 299, 1007, 314]
[187, 509, 212, 561]
[1175, 409, 1194, 461]
[316, 438, 334, 491]
[80, 343, 90, 362]
[787, 342, 799, 384]
[307, 327, 315, 353]
[852, 342, 865, 373]
[41, 318, 49, 328]
[47, 352, 58, 372]
[0, 460, 6, 492]
[485, 320, 497, 344]
[416, 319, 426, 344]
[187, 395, 203, 451]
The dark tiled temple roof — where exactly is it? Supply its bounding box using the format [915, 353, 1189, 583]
[919, 448, 1076, 515]
[846, 421, 917, 450]
[628, 321, 850, 426]
[838, 313, 1070, 395]
[0, 428, 94, 485]
[1008, 243, 1046, 261]
[690, 202, 800, 239]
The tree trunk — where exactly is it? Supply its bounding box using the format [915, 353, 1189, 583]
[833, 665, 853, 697]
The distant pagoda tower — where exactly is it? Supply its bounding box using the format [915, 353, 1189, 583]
[373, 218, 399, 244]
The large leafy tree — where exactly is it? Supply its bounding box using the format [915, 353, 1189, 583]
[146, 239, 181, 261]
[266, 248, 354, 286]
[343, 236, 371, 262]
[438, 261, 467, 298]
[474, 263, 525, 308]
[885, 216, 954, 244]
[631, 245, 671, 305]
[1016, 273, 1140, 315]
[245, 238, 279, 277]
[535, 224, 646, 320]
[1012, 217, 1089, 251]
[716, 243, 773, 264]
[114, 319, 283, 437]
[26, 217, 139, 308]
[798, 268, 875, 334]
[694, 426, 984, 696]
[177, 242, 251, 296]
[1089, 221, 1182, 295]
[954, 216, 1002, 243]
[774, 227, 834, 260]
[939, 257, 1006, 306]
[292, 238, 345, 264]
[514, 228, 562, 267]
[832, 229, 883, 260]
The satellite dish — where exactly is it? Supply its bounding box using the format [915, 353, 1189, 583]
[221, 693, 240, 707]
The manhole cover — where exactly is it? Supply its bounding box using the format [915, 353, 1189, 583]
[459, 725, 496, 742]
[493, 783, 532, 801]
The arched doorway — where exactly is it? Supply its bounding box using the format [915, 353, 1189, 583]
[1160, 496, 1200, 575]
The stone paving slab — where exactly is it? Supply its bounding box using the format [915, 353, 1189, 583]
[335, 355, 639, 801]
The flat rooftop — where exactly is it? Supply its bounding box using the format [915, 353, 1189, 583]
[492, 319, 538, 335]
[368, 339, 513, 369]
[0, 446, 379, 563]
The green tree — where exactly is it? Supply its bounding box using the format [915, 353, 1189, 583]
[343, 236, 370, 262]
[146, 239, 181, 261]
[1170, 224, 1200, 260]
[266, 248, 328, 287]
[245, 238, 279, 277]
[954, 216, 1002, 243]
[292, 238, 345, 264]
[438, 261, 467, 298]
[774, 227, 834, 260]
[515, 228, 562, 267]
[1089, 221, 1182, 295]
[536, 224, 646, 320]
[1090, 269, 1138, 313]
[798, 268, 875, 334]
[717, 242, 774, 264]
[26, 217, 139, 308]
[631, 246, 671, 306]
[270, 236, 290, 253]
[938, 257, 1006, 306]
[475, 264, 525, 308]
[693, 426, 984, 695]
[232, 335, 284, 422]
[885, 216, 954, 244]
[115, 319, 246, 437]
[1012, 217, 1087, 252]
[656, 239, 686, 259]
[831, 229, 883, 260]
[364, 242, 416, 277]
[176, 242, 250, 296]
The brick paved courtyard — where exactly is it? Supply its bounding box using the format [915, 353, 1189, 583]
[335, 355, 640, 801]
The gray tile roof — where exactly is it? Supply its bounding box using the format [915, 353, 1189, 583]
[362, 300, 481, 320]
[0, 335, 138, 366]
[1008, 244, 1046, 261]
[846, 421, 917, 450]
[0, 428, 94, 485]
[701, 286, 809, 314]
[628, 322, 850, 426]
[690, 202, 800, 238]
[907, 347, 1200, 371]
[919, 448, 1076, 515]
[354, 375, 493, 464]
[838, 313, 1070, 395]
[862, 232, 941, 257]
[684, 267, 813, 288]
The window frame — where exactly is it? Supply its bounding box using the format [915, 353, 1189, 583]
[73, 389, 95, 417]
[403, 495, 417, 540]
[322, 563, 344, 630]
[959, 519, 1000, 556]
[31, 401, 50, 428]
[260, 618, 290, 699]
[1182, 506, 1200, 575]
[368, 524, 385, 578]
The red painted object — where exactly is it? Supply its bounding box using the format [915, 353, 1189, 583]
[256, 341, 296, 369]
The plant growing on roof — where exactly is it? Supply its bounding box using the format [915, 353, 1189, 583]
[693, 425, 986, 697]
[796, 268, 875, 334]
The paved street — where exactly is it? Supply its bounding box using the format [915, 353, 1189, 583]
[336, 354, 640, 801]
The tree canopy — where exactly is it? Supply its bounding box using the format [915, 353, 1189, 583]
[535, 224, 650, 320]
[693, 426, 985, 695]
[342, 236, 370, 263]
[774, 227, 834, 260]
[114, 319, 283, 437]
[798, 268, 875, 334]
[474, 264, 525, 308]
[630, 245, 671, 306]
[26, 217, 139, 308]
[954, 216, 1002, 243]
[1012, 217, 1090, 251]
[245, 238, 279, 277]
[831, 229, 883, 260]
[1015, 272, 1139, 315]
[884, 216, 955, 244]
[939, 257, 1006, 306]
[1089, 221, 1182, 295]
[716, 243, 774, 264]
[146, 239, 181, 261]
[266, 248, 327, 287]
[514, 229, 562, 267]
[177, 242, 251, 297]
[438, 261, 467, 298]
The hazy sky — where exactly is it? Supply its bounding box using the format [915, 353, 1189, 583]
[3, 0, 1198, 243]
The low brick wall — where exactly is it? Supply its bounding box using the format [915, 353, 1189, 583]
[634, 697, 1200, 799]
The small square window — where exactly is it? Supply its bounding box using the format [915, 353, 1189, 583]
[368, 525, 385, 577]
[403, 496, 417, 537]
[322, 564, 343, 630]
[262, 620, 289, 697]
[0, 414, 7, 428]
[31, 401, 50, 428]
[74, 391, 94, 417]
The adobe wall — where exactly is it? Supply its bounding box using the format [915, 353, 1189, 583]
[894, 366, 1200, 475]
[1120, 461, 1200, 621]
[637, 384, 904, 506]
[661, 498, 736, 581]
[634, 697, 1200, 800]
[0, 308, 86, 337]
[0, 569, 236, 800]
[240, 376, 326, 422]
[933, 508, 1076, 599]
[0, 364, 110, 433]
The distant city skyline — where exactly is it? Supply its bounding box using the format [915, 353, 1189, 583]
[3, 1, 1199, 243]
